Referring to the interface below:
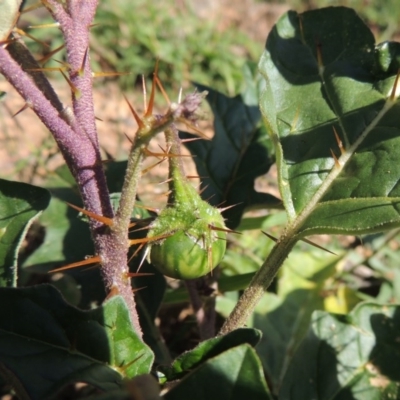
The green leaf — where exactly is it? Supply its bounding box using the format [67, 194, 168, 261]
[160, 328, 261, 381]
[0, 285, 154, 400]
[180, 83, 279, 229]
[259, 7, 400, 236]
[0, 179, 50, 287]
[164, 344, 271, 400]
[280, 302, 400, 399]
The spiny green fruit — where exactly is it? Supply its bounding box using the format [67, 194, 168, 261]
[148, 195, 226, 279]
[147, 126, 226, 280]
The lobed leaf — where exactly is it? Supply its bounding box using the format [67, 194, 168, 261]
[259, 7, 400, 236]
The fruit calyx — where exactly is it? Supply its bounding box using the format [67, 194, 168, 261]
[147, 125, 226, 280]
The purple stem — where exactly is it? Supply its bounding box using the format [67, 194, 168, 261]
[0, 0, 143, 335]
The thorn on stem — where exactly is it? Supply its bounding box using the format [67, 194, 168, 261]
[124, 95, 144, 130]
[144, 60, 159, 117]
[330, 149, 341, 168]
[66, 202, 114, 226]
[49, 255, 101, 273]
[12, 103, 30, 117]
[333, 126, 345, 155]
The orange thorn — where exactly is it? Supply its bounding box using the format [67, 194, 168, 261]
[132, 286, 147, 293]
[143, 146, 186, 158]
[123, 95, 144, 130]
[126, 272, 154, 278]
[66, 202, 114, 226]
[262, 231, 336, 255]
[54, 59, 72, 70]
[92, 71, 131, 78]
[129, 225, 153, 235]
[12, 103, 30, 117]
[217, 203, 241, 213]
[49, 255, 101, 273]
[209, 225, 241, 235]
[129, 237, 151, 246]
[142, 75, 147, 112]
[0, 39, 15, 47]
[14, 28, 50, 48]
[199, 184, 209, 195]
[301, 238, 337, 255]
[262, 231, 278, 242]
[155, 75, 171, 106]
[59, 69, 81, 98]
[78, 47, 89, 76]
[105, 285, 120, 300]
[333, 126, 345, 155]
[133, 203, 159, 213]
[132, 232, 173, 246]
[180, 137, 203, 143]
[128, 243, 145, 263]
[21, 2, 43, 13]
[176, 118, 210, 140]
[157, 177, 173, 185]
[28, 22, 60, 29]
[330, 149, 340, 168]
[124, 132, 134, 144]
[26, 66, 68, 72]
[141, 158, 167, 175]
[144, 60, 159, 117]
[390, 68, 400, 101]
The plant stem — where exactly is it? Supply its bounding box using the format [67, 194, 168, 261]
[218, 233, 297, 335]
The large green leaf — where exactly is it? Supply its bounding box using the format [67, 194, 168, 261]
[280, 302, 400, 399]
[180, 83, 279, 229]
[164, 344, 271, 400]
[0, 179, 50, 287]
[259, 7, 400, 237]
[0, 285, 154, 400]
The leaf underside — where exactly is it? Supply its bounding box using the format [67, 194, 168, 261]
[259, 7, 400, 237]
